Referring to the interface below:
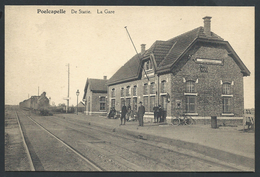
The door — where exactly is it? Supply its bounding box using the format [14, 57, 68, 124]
[161, 95, 167, 119]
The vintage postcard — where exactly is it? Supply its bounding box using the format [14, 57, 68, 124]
[5, 6, 255, 172]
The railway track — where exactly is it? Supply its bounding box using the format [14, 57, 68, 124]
[24, 112, 245, 171]
[15, 111, 103, 171]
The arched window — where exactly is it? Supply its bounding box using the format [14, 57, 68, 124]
[223, 83, 231, 94]
[150, 82, 156, 94]
[143, 83, 148, 95]
[161, 80, 166, 93]
[121, 87, 124, 97]
[133, 85, 137, 96]
[111, 88, 115, 97]
[126, 86, 130, 96]
[186, 81, 195, 93]
[111, 99, 115, 108]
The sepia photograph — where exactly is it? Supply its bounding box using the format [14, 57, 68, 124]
[4, 6, 255, 172]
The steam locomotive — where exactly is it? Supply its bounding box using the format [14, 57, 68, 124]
[19, 92, 51, 115]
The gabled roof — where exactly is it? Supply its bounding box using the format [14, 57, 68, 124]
[83, 78, 107, 99]
[108, 26, 250, 86]
[76, 101, 85, 107]
[108, 53, 142, 85]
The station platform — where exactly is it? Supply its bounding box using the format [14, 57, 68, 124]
[60, 113, 255, 170]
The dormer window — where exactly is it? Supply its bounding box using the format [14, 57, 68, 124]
[146, 61, 150, 70]
[145, 60, 153, 70]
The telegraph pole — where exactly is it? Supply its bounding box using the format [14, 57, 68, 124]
[65, 63, 70, 113]
[67, 63, 70, 113]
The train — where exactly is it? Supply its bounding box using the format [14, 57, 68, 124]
[19, 92, 52, 116]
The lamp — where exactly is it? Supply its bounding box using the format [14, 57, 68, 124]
[76, 89, 80, 115]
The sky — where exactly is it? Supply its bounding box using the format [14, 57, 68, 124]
[5, 6, 254, 108]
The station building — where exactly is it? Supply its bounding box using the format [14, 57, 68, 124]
[83, 76, 108, 116]
[75, 101, 85, 113]
[107, 17, 250, 123]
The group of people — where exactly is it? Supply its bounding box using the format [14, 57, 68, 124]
[107, 107, 117, 119]
[153, 104, 164, 123]
[120, 102, 164, 126]
[120, 103, 132, 125]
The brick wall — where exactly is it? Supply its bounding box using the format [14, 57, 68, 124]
[108, 69, 168, 114]
[170, 43, 244, 118]
[91, 92, 107, 113]
[85, 86, 107, 115]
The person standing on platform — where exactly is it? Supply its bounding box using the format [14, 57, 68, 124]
[121, 103, 127, 125]
[153, 104, 159, 123]
[158, 105, 163, 122]
[138, 101, 145, 126]
[126, 104, 131, 121]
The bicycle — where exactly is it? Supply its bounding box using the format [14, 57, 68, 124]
[171, 114, 196, 126]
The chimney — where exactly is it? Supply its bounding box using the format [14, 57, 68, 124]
[103, 76, 107, 80]
[203, 16, 212, 37]
[141, 44, 146, 55]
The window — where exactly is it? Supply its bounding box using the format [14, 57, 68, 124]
[161, 96, 167, 110]
[133, 97, 137, 110]
[161, 80, 166, 93]
[150, 61, 153, 70]
[186, 96, 195, 113]
[121, 88, 124, 97]
[186, 81, 195, 93]
[146, 61, 150, 70]
[143, 96, 148, 111]
[126, 98, 131, 107]
[100, 96, 106, 110]
[111, 99, 115, 108]
[150, 96, 155, 112]
[126, 86, 130, 96]
[111, 88, 115, 97]
[223, 83, 231, 95]
[100, 96, 105, 102]
[223, 97, 231, 113]
[121, 98, 125, 108]
[133, 85, 137, 96]
[144, 83, 148, 95]
[150, 82, 156, 94]
[145, 60, 153, 70]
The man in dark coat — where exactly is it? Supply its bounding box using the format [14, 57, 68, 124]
[126, 104, 131, 121]
[158, 105, 163, 122]
[153, 104, 159, 123]
[138, 101, 145, 126]
[121, 103, 127, 125]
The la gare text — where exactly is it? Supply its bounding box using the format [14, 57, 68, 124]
[71, 9, 115, 14]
